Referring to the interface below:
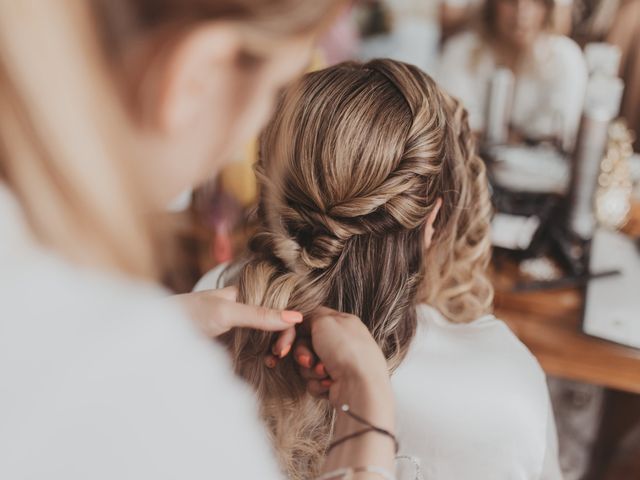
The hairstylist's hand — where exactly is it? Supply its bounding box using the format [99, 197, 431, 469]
[174, 287, 302, 338]
[296, 307, 392, 409]
[297, 307, 396, 475]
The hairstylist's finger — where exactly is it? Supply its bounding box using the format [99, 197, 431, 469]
[293, 339, 316, 368]
[272, 327, 296, 359]
[296, 306, 340, 337]
[264, 353, 278, 369]
[214, 299, 303, 332]
[208, 286, 238, 302]
[299, 365, 329, 381]
[307, 379, 330, 398]
[178, 290, 302, 337]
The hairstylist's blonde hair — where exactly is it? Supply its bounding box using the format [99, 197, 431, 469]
[0, 0, 342, 278]
[0, 1, 155, 276]
[224, 59, 494, 478]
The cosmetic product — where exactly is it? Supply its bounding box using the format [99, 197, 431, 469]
[485, 68, 514, 145]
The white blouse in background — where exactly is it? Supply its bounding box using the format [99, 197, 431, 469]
[438, 31, 588, 149]
[196, 267, 562, 480]
[0, 186, 282, 480]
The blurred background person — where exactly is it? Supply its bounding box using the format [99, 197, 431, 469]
[438, 0, 588, 149]
[571, 0, 622, 46]
[606, 0, 640, 152]
[439, 0, 574, 41]
[440, 0, 574, 40]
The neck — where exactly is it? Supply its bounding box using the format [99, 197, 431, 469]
[491, 39, 522, 71]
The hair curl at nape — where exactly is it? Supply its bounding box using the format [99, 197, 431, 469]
[221, 59, 493, 479]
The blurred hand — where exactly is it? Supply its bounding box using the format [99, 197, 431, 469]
[175, 287, 302, 340]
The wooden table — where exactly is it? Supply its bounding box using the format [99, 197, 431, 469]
[493, 262, 640, 478]
[494, 285, 640, 394]
[492, 201, 640, 389]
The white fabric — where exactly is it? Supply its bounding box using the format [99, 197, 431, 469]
[583, 229, 640, 349]
[393, 305, 562, 480]
[441, 0, 572, 6]
[196, 267, 562, 480]
[438, 31, 587, 149]
[0, 185, 282, 480]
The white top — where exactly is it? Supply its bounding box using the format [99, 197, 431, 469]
[438, 31, 587, 149]
[394, 305, 562, 480]
[196, 267, 562, 480]
[0, 186, 282, 480]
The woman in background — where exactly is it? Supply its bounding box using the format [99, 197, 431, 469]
[197, 59, 561, 479]
[439, 0, 587, 150]
[0, 1, 398, 478]
[440, 0, 574, 41]
[607, 0, 640, 152]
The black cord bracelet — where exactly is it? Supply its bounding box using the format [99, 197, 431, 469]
[326, 427, 375, 454]
[328, 403, 399, 454]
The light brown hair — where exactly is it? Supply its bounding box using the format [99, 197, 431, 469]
[224, 59, 494, 478]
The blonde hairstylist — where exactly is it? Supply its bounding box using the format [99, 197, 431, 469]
[0, 1, 396, 479]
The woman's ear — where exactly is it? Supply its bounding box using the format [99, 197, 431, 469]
[153, 23, 242, 133]
[424, 197, 443, 250]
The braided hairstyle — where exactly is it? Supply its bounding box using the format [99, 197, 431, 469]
[223, 59, 493, 478]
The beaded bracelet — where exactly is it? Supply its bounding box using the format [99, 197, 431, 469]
[314, 465, 396, 480]
[395, 455, 424, 480]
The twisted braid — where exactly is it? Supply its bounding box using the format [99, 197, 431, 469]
[253, 60, 444, 277]
[222, 59, 493, 479]
[421, 93, 494, 322]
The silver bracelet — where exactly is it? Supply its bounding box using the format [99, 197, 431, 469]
[395, 455, 424, 480]
[314, 465, 396, 480]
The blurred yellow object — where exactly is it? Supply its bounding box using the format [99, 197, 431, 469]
[309, 49, 326, 72]
[219, 140, 259, 207]
[218, 50, 326, 207]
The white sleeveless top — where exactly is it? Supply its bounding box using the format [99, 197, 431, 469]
[0, 186, 282, 480]
[196, 266, 563, 480]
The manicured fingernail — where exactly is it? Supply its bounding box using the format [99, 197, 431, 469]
[315, 363, 326, 376]
[321, 379, 333, 388]
[279, 344, 291, 358]
[282, 310, 303, 324]
[265, 356, 277, 368]
[298, 354, 312, 368]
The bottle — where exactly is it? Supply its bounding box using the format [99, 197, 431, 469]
[568, 43, 624, 240]
[485, 68, 515, 146]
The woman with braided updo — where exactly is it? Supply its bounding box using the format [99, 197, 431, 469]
[197, 59, 561, 479]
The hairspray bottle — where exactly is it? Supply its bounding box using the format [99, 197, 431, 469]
[568, 47, 624, 240]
